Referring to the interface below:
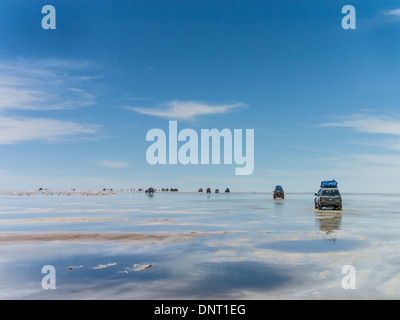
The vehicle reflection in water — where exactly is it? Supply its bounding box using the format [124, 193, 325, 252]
[315, 210, 342, 234]
[273, 199, 284, 206]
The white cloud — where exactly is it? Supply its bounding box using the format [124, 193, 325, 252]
[320, 114, 400, 136]
[359, 139, 400, 151]
[0, 62, 96, 111]
[384, 9, 400, 17]
[0, 59, 100, 144]
[0, 86, 45, 111]
[129, 100, 246, 120]
[0, 115, 99, 144]
[96, 160, 130, 169]
[322, 153, 400, 169]
[314, 114, 400, 192]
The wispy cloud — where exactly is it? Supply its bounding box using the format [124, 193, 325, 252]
[95, 160, 130, 169]
[0, 59, 100, 144]
[319, 153, 400, 169]
[0, 115, 99, 144]
[384, 9, 400, 17]
[319, 113, 400, 178]
[0, 60, 96, 111]
[320, 114, 400, 136]
[128, 100, 246, 120]
[359, 138, 400, 151]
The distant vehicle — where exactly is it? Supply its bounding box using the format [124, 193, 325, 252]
[315, 180, 342, 210]
[206, 188, 211, 193]
[215, 189, 219, 193]
[170, 188, 178, 192]
[145, 187, 155, 193]
[225, 188, 230, 193]
[273, 185, 284, 199]
[138, 188, 143, 192]
[198, 188, 203, 192]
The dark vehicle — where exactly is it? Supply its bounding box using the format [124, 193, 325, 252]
[206, 188, 211, 193]
[225, 188, 230, 193]
[315, 180, 342, 210]
[145, 187, 155, 193]
[198, 188, 203, 192]
[273, 185, 284, 199]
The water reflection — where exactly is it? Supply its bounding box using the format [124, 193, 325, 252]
[258, 238, 365, 253]
[315, 210, 342, 234]
[0, 192, 385, 299]
[273, 199, 284, 206]
[177, 261, 291, 298]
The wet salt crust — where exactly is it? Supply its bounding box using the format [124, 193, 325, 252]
[0, 191, 399, 299]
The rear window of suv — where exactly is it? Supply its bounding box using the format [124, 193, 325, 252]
[322, 189, 340, 196]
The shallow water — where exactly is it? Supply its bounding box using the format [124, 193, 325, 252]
[0, 191, 400, 299]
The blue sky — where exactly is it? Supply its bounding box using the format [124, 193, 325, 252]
[1, 0, 400, 192]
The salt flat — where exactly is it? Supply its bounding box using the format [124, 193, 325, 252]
[0, 191, 399, 299]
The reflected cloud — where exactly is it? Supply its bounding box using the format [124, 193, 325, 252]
[257, 239, 366, 253]
[175, 261, 292, 299]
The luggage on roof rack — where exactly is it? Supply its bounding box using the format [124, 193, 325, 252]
[321, 180, 338, 188]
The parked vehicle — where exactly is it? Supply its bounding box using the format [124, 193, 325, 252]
[225, 188, 230, 193]
[315, 180, 342, 210]
[273, 185, 284, 199]
[198, 188, 203, 192]
[145, 187, 155, 193]
[215, 189, 219, 193]
[206, 188, 211, 193]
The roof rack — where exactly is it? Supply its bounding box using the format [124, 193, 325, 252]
[320, 180, 338, 188]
